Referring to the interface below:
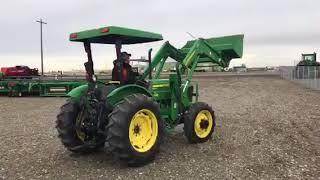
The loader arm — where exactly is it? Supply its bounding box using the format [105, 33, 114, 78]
[140, 35, 243, 109]
[140, 34, 243, 80]
[177, 39, 218, 105]
[140, 40, 222, 80]
[140, 41, 185, 80]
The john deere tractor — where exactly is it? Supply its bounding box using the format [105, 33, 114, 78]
[295, 53, 320, 78]
[297, 53, 319, 66]
[56, 26, 243, 166]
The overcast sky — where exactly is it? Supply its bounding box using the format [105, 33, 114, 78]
[0, 0, 319, 71]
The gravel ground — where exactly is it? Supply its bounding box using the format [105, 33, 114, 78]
[0, 76, 319, 179]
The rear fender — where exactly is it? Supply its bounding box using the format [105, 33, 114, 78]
[106, 84, 152, 105]
[67, 84, 88, 101]
[68, 83, 152, 105]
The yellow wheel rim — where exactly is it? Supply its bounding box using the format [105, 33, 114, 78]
[194, 110, 213, 138]
[129, 109, 158, 153]
[76, 110, 86, 142]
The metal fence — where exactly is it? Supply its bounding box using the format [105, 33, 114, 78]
[279, 66, 320, 90]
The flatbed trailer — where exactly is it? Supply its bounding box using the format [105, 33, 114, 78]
[0, 79, 86, 97]
[0, 75, 111, 97]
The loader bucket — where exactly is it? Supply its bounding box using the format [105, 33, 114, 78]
[181, 34, 244, 65]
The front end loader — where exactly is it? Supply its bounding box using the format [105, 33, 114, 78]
[56, 26, 244, 166]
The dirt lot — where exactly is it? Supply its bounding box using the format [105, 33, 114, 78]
[0, 76, 319, 179]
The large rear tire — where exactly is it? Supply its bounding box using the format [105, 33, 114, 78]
[56, 99, 104, 153]
[184, 102, 216, 143]
[105, 94, 164, 166]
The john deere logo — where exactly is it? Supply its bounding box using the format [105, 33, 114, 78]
[152, 84, 169, 88]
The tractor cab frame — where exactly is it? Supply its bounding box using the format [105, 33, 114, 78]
[70, 26, 163, 85]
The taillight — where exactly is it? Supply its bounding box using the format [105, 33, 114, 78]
[70, 33, 78, 39]
[100, 27, 109, 33]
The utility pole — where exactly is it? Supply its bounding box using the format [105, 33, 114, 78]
[36, 18, 47, 76]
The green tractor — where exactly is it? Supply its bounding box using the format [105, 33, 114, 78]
[297, 53, 319, 66]
[56, 26, 243, 166]
[295, 53, 320, 79]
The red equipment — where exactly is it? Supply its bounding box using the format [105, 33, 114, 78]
[0, 66, 39, 77]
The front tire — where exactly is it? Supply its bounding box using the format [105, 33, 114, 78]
[184, 102, 216, 143]
[105, 94, 164, 166]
